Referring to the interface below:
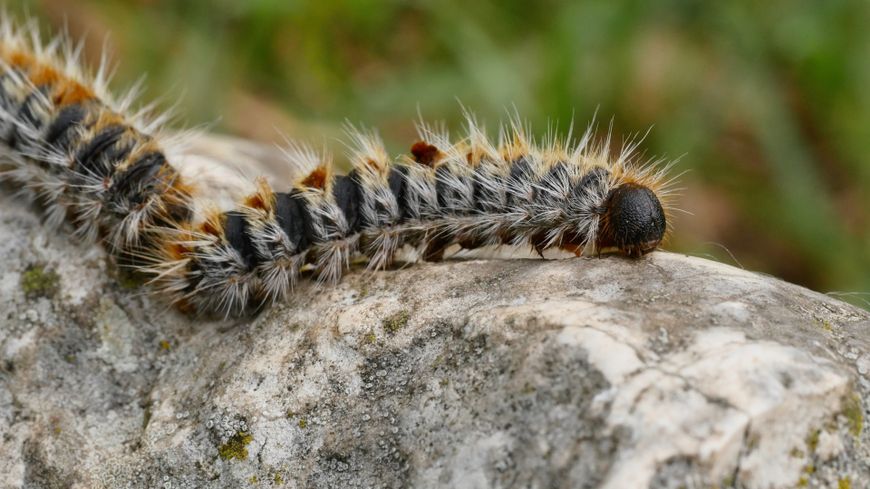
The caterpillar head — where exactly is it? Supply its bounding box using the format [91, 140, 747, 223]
[596, 183, 666, 258]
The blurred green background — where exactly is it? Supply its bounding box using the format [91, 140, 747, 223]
[18, 0, 870, 307]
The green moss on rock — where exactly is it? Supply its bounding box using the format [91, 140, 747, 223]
[218, 431, 253, 461]
[363, 330, 377, 345]
[20, 264, 60, 299]
[843, 393, 864, 438]
[806, 429, 820, 453]
[382, 310, 410, 334]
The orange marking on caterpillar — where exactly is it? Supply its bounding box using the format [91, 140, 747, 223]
[301, 166, 328, 189]
[410, 141, 440, 167]
[200, 215, 224, 237]
[245, 178, 274, 211]
[52, 81, 95, 106]
[245, 193, 267, 210]
[29, 64, 61, 86]
[6, 50, 33, 68]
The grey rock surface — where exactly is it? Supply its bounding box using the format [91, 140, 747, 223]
[0, 195, 868, 489]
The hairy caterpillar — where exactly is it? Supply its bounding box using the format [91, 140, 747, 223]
[0, 16, 680, 317]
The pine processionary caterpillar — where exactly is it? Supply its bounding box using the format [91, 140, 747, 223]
[0, 15, 681, 317]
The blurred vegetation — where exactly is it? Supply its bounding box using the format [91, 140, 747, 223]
[18, 0, 870, 307]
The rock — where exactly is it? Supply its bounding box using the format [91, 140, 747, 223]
[0, 194, 868, 489]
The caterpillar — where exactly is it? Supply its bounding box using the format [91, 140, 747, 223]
[0, 16, 680, 317]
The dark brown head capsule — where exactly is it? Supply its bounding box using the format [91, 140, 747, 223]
[596, 183, 666, 258]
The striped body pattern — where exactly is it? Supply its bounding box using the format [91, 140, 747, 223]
[0, 17, 193, 251]
[0, 18, 679, 317]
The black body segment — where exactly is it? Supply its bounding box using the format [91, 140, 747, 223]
[508, 157, 533, 182]
[535, 161, 570, 202]
[387, 166, 411, 221]
[224, 211, 260, 269]
[576, 167, 610, 193]
[471, 167, 504, 213]
[274, 191, 313, 252]
[434, 165, 472, 213]
[73, 124, 127, 178]
[44, 103, 88, 150]
[109, 151, 166, 206]
[571, 167, 611, 209]
[332, 172, 364, 232]
[505, 156, 533, 205]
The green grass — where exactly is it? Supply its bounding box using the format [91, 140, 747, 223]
[18, 0, 870, 308]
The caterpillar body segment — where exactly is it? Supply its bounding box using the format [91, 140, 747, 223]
[0, 16, 680, 317]
[0, 20, 193, 256]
